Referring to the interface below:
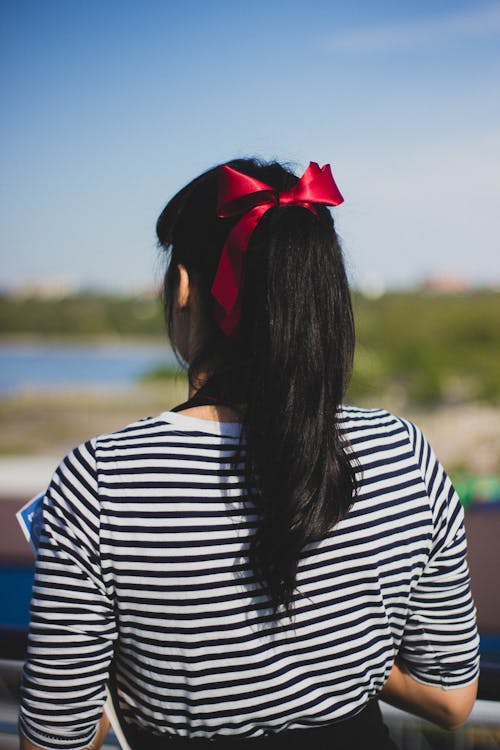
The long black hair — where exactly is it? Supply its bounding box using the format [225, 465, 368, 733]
[156, 158, 358, 621]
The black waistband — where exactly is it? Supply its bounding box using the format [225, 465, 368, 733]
[122, 700, 398, 750]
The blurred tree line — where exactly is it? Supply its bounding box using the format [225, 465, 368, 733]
[349, 291, 499, 404]
[1, 289, 499, 405]
[0, 291, 163, 338]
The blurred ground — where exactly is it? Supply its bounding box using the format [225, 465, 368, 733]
[0, 382, 187, 458]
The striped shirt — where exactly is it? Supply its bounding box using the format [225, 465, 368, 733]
[19, 407, 480, 749]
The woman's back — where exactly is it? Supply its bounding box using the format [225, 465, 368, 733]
[19, 158, 479, 749]
[20, 406, 478, 741]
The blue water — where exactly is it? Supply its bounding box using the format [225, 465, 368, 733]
[0, 342, 179, 395]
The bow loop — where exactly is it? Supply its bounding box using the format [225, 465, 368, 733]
[212, 161, 344, 336]
[279, 162, 343, 206]
[218, 167, 278, 218]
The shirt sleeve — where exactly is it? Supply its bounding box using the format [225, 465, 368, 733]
[19, 439, 117, 750]
[397, 418, 480, 690]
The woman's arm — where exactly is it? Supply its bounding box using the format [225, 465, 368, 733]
[380, 660, 478, 730]
[18, 442, 117, 749]
[389, 420, 480, 729]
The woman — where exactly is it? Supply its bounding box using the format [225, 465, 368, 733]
[19, 158, 479, 750]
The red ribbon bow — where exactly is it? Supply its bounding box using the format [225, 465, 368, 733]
[211, 161, 344, 336]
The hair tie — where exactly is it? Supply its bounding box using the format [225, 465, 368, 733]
[211, 162, 344, 336]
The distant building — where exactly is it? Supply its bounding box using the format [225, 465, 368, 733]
[419, 273, 470, 293]
[9, 276, 78, 300]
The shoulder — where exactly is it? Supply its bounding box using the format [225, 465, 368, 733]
[341, 406, 460, 524]
[93, 414, 172, 449]
[339, 405, 430, 484]
[54, 410, 234, 491]
[339, 404, 414, 443]
[49, 414, 170, 483]
[42, 415, 173, 515]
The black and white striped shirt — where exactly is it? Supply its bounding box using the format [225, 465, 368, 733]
[19, 407, 479, 749]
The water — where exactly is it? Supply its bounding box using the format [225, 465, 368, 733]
[0, 342, 179, 395]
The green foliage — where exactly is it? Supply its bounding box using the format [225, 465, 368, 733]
[348, 290, 500, 405]
[139, 366, 186, 384]
[0, 292, 165, 337]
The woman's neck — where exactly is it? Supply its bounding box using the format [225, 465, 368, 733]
[176, 403, 243, 423]
[185, 369, 245, 422]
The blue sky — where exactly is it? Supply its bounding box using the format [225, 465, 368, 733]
[1, 0, 499, 292]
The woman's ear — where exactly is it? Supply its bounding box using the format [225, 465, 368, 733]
[175, 264, 191, 310]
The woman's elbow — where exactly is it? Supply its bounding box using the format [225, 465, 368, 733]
[440, 713, 471, 732]
[437, 679, 478, 731]
[441, 710, 473, 732]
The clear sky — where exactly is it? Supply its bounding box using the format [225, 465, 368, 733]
[1, 0, 499, 292]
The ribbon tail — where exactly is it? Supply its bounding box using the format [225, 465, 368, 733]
[211, 243, 240, 317]
[211, 205, 269, 336]
[214, 296, 242, 337]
